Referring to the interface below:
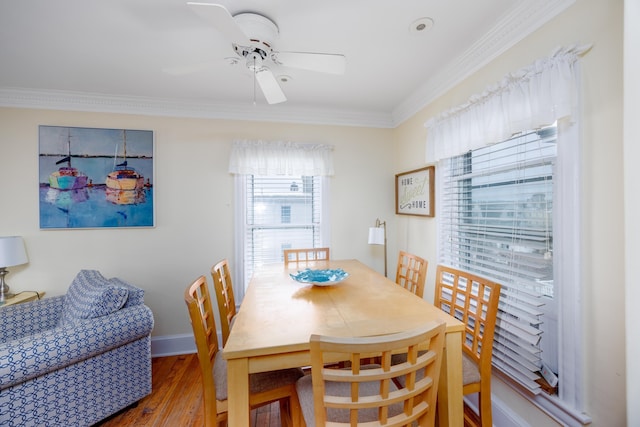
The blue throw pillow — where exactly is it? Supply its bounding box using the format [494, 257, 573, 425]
[109, 277, 144, 307]
[61, 270, 129, 326]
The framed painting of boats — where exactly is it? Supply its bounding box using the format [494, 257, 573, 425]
[39, 125, 154, 229]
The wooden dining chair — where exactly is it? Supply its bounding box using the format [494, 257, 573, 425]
[434, 265, 502, 427]
[184, 276, 303, 427]
[283, 247, 330, 266]
[395, 250, 428, 298]
[295, 321, 446, 427]
[387, 251, 427, 370]
[211, 259, 236, 347]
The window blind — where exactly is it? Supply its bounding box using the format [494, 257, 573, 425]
[243, 175, 323, 288]
[439, 126, 556, 394]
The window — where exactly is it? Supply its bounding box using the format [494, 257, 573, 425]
[281, 206, 291, 223]
[439, 125, 557, 394]
[428, 46, 589, 425]
[230, 140, 334, 302]
[241, 175, 325, 290]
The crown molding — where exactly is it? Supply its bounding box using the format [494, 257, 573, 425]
[391, 0, 575, 127]
[0, 87, 395, 129]
[0, 0, 573, 129]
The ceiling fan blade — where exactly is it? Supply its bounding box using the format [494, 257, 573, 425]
[274, 52, 346, 75]
[187, 2, 250, 45]
[255, 68, 286, 104]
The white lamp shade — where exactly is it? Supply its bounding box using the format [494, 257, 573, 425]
[0, 236, 28, 268]
[368, 227, 385, 245]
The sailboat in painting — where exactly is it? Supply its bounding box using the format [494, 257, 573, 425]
[106, 130, 144, 191]
[48, 130, 88, 190]
[106, 130, 145, 205]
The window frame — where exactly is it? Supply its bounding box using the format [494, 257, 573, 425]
[436, 117, 589, 425]
[233, 174, 330, 302]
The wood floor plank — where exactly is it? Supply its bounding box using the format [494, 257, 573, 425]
[157, 356, 204, 426]
[94, 354, 282, 427]
[143, 355, 194, 425]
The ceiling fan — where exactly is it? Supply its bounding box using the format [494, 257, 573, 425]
[186, 2, 346, 104]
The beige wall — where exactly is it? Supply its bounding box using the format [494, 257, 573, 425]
[393, 0, 625, 425]
[0, 108, 396, 338]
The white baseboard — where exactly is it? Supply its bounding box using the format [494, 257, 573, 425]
[151, 333, 196, 357]
[150, 332, 224, 357]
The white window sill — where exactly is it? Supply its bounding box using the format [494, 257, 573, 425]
[493, 370, 592, 427]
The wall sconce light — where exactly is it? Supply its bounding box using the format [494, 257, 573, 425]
[368, 218, 387, 277]
[0, 236, 29, 303]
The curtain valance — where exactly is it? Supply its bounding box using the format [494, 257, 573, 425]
[425, 44, 590, 162]
[228, 140, 335, 176]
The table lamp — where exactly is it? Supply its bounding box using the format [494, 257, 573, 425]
[368, 218, 387, 277]
[0, 236, 29, 302]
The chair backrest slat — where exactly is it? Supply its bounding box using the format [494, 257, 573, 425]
[211, 259, 236, 346]
[309, 321, 446, 426]
[395, 251, 428, 298]
[434, 265, 501, 367]
[184, 276, 220, 426]
[283, 247, 330, 266]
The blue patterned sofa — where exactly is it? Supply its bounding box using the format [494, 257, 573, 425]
[0, 270, 154, 426]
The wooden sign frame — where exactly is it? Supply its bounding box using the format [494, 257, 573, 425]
[395, 166, 435, 217]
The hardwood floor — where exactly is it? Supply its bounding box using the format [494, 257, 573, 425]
[94, 354, 282, 427]
[95, 353, 479, 427]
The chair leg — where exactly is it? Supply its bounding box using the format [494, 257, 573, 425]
[478, 385, 493, 427]
[279, 398, 291, 427]
[279, 390, 303, 427]
[290, 388, 302, 427]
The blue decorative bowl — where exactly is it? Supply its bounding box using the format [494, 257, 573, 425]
[290, 268, 349, 286]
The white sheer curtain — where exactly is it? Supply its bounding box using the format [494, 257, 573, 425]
[229, 140, 335, 176]
[428, 45, 591, 424]
[425, 44, 591, 162]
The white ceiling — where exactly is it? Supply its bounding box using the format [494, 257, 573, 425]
[0, 0, 572, 128]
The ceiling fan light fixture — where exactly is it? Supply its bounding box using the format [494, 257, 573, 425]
[409, 17, 434, 35]
[246, 52, 264, 71]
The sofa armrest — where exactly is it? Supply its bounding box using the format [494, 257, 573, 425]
[0, 296, 65, 344]
[0, 304, 154, 390]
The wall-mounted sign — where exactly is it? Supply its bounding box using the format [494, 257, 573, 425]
[395, 166, 435, 217]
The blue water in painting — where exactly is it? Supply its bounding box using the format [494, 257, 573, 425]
[39, 157, 154, 229]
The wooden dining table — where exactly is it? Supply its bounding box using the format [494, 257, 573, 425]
[222, 259, 465, 426]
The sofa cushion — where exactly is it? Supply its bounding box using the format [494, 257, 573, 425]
[61, 270, 128, 326]
[109, 277, 145, 307]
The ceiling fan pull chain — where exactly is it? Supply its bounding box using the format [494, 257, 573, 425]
[253, 56, 257, 106]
